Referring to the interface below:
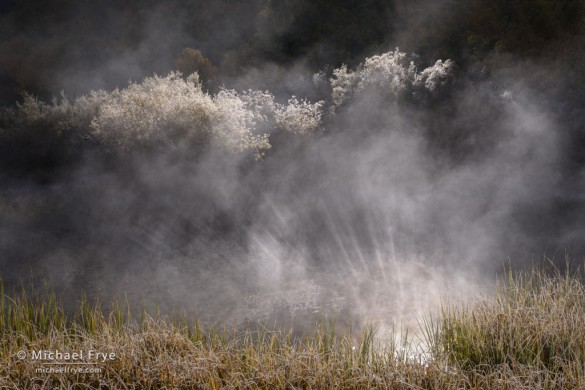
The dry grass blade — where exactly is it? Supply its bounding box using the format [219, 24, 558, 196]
[1, 264, 585, 389]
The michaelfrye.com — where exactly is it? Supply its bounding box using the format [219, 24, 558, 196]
[16, 349, 117, 375]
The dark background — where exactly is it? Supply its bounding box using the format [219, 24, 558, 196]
[1, 0, 584, 104]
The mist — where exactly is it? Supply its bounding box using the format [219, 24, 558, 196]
[1, 0, 584, 334]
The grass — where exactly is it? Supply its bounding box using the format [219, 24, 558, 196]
[1, 264, 585, 389]
[436, 264, 585, 386]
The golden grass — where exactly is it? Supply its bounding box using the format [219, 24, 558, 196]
[1, 264, 585, 389]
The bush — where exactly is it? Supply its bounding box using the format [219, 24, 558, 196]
[1, 71, 326, 163]
[90, 72, 216, 151]
[330, 49, 455, 107]
[438, 265, 585, 373]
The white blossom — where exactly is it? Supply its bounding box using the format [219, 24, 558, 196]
[275, 97, 324, 136]
[330, 49, 454, 107]
[7, 71, 325, 159]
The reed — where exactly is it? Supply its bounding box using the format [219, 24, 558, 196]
[1, 265, 584, 389]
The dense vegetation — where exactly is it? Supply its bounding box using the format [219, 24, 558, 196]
[1, 0, 584, 178]
[0, 49, 453, 179]
[2, 266, 585, 389]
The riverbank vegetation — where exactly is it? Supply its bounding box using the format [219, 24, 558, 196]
[1, 265, 584, 389]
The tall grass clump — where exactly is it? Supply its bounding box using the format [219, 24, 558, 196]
[438, 263, 585, 383]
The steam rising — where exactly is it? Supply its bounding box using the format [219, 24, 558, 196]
[1, 3, 584, 336]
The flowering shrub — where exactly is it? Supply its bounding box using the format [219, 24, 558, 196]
[2, 49, 453, 161]
[330, 49, 455, 107]
[211, 88, 272, 158]
[90, 72, 215, 149]
[8, 93, 98, 137]
[275, 97, 324, 136]
[3, 72, 325, 159]
[413, 59, 455, 93]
